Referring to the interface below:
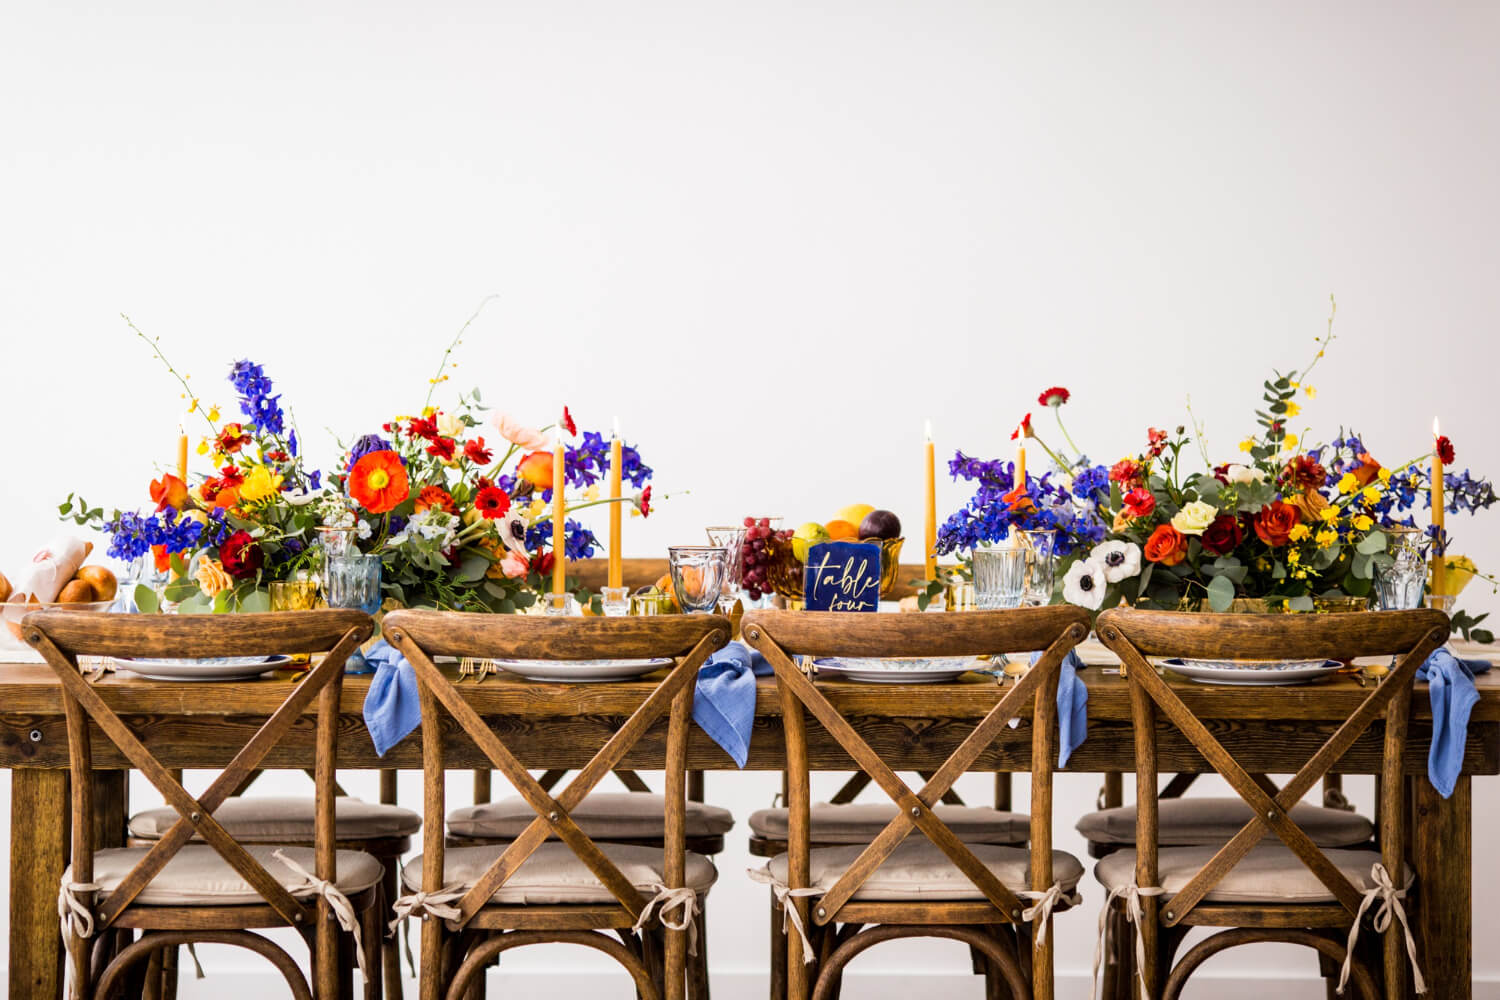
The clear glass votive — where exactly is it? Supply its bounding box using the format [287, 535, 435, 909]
[972, 546, 1027, 610]
[601, 586, 631, 617]
[543, 592, 577, 616]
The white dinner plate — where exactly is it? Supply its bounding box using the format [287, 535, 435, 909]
[812, 656, 983, 684]
[113, 655, 292, 682]
[491, 657, 674, 683]
[1161, 657, 1343, 686]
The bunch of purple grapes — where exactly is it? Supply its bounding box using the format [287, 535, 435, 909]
[740, 516, 790, 601]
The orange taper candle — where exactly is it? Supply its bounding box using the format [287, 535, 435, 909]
[609, 418, 623, 589]
[924, 419, 937, 581]
[552, 433, 567, 595]
[1432, 417, 1446, 596]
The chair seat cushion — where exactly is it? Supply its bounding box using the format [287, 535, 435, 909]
[1075, 798, 1373, 848]
[1095, 844, 1411, 904]
[128, 796, 422, 843]
[402, 842, 719, 905]
[68, 845, 384, 906]
[749, 803, 1030, 845]
[447, 793, 734, 841]
[767, 840, 1083, 902]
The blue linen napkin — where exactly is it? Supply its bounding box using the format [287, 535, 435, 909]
[1029, 649, 1088, 768]
[1417, 648, 1490, 798]
[692, 641, 772, 768]
[362, 640, 422, 757]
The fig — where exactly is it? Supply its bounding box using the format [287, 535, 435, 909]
[858, 509, 902, 540]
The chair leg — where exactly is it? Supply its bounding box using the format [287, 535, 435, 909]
[382, 859, 404, 1000]
[688, 902, 711, 1000]
[767, 892, 787, 1000]
[360, 892, 385, 1000]
[160, 944, 180, 1000]
[144, 947, 165, 1000]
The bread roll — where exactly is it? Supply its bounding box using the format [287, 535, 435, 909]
[75, 566, 117, 601]
[0, 570, 10, 604]
[57, 580, 96, 604]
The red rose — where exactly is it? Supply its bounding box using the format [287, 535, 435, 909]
[1037, 386, 1070, 408]
[1122, 487, 1155, 519]
[530, 551, 555, 575]
[1143, 524, 1188, 566]
[1253, 501, 1300, 548]
[463, 437, 493, 465]
[1436, 436, 1455, 465]
[1110, 459, 1144, 487]
[1200, 514, 1245, 556]
[219, 530, 263, 579]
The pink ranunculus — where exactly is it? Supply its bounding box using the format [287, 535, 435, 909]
[489, 412, 547, 451]
[500, 551, 529, 579]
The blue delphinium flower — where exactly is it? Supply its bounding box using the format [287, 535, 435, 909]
[565, 431, 654, 490]
[936, 452, 1108, 557]
[346, 434, 393, 471]
[229, 360, 285, 436]
[525, 519, 600, 560]
[103, 508, 205, 562]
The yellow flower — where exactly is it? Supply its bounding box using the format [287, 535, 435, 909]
[196, 439, 211, 456]
[1282, 433, 1298, 450]
[1315, 529, 1339, 549]
[1318, 506, 1339, 524]
[195, 558, 233, 598]
[584, 484, 601, 502]
[526, 498, 547, 521]
[207, 405, 221, 422]
[1337, 472, 1359, 494]
[1293, 568, 1308, 579]
[1238, 438, 1255, 453]
[1360, 486, 1381, 506]
[238, 465, 283, 503]
[1378, 467, 1392, 484]
[1352, 514, 1375, 532]
[1288, 523, 1311, 542]
[1304, 384, 1317, 399]
[1287, 549, 1302, 565]
[1285, 401, 1301, 418]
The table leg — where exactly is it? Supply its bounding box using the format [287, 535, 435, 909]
[1412, 775, 1470, 998]
[94, 770, 129, 849]
[10, 768, 68, 1000]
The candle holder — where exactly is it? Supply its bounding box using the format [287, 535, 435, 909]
[543, 592, 577, 617]
[601, 586, 631, 617]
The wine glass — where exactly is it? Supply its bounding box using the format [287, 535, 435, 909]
[705, 525, 748, 613]
[667, 546, 729, 614]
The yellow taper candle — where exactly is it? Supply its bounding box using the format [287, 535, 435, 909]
[1432, 417, 1446, 596]
[924, 419, 937, 581]
[1014, 422, 1027, 490]
[176, 420, 189, 484]
[609, 417, 623, 589]
[552, 432, 567, 595]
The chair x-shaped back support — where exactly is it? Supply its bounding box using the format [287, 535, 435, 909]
[742, 607, 1090, 934]
[383, 611, 729, 928]
[1095, 607, 1450, 925]
[23, 609, 372, 934]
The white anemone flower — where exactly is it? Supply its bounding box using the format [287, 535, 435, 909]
[495, 511, 530, 556]
[1089, 540, 1142, 583]
[1062, 559, 1108, 611]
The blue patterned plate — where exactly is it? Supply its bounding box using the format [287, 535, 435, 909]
[812, 656, 983, 684]
[1162, 658, 1342, 686]
[113, 655, 291, 682]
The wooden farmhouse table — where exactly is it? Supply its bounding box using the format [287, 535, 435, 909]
[1, 644, 1496, 999]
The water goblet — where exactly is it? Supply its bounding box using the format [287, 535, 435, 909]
[705, 525, 748, 613]
[324, 553, 382, 673]
[1373, 527, 1427, 611]
[972, 546, 1027, 610]
[668, 546, 729, 614]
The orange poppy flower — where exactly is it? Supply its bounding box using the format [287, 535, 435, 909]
[349, 451, 409, 514]
[149, 473, 189, 512]
[517, 450, 554, 489]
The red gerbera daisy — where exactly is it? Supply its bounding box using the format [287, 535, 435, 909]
[464, 437, 493, 465]
[1010, 413, 1033, 440]
[474, 486, 512, 520]
[638, 485, 652, 518]
[426, 437, 457, 461]
[1436, 435, 1455, 464]
[561, 406, 577, 437]
[1037, 386, 1071, 408]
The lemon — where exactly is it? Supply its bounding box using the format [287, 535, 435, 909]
[833, 504, 876, 528]
[792, 522, 830, 562]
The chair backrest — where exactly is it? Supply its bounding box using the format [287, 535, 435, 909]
[22, 609, 372, 935]
[742, 606, 1090, 966]
[382, 610, 730, 930]
[1095, 608, 1448, 932]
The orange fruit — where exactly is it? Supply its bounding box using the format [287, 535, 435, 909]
[652, 574, 682, 612]
[824, 519, 858, 541]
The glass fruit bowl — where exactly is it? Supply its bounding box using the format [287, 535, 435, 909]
[0, 599, 115, 652]
[765, 535, 904, 601]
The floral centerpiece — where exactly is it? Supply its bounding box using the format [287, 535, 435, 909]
[62, 317, 654, 614]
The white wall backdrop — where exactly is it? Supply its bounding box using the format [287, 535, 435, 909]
[2, 1, 1497, 995]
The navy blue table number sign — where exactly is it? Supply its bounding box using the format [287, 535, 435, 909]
[803, 541, 882, 612]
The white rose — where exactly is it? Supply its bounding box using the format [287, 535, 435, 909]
[1062, 559, 1108, 611]
[1225, 464, 1264, 485]
[1088, 540, 1142, 583]
[1170, 500, 1217, 536]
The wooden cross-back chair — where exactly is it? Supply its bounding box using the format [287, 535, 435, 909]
[742, 606, 1092, 1000]
[23, 609, 384, 1000]
[383, 610, 730, 1000]
[1094, 607, 1450, 1000]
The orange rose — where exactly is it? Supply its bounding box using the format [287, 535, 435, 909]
[1253, 500, 1300, 548]
[149, 473, 189, 512]
[1143, 524, 1188, 566]
[348, 451, 410, 514]
[194, 557, 233, 597]
[1286, 488, 1329, 524]
[517, 450, 555, 489]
